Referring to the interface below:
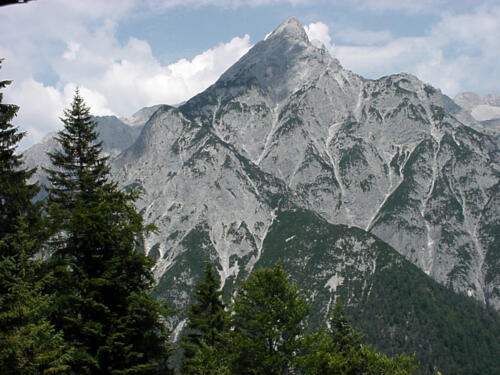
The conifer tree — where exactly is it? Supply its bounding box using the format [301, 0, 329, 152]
[46, 89, 172, 375]
[296, 301, 416, 375]
[231, 263, 310, 375]
[328, 301, 363, 352]
[0, 58, 69, 374]
[181, 262, 229, 375]
[0, 62, 39, 238]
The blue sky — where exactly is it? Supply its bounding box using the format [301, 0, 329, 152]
[1, 0, 499, 148]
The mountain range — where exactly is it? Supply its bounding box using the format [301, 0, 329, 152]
[23, 17, 500, 374]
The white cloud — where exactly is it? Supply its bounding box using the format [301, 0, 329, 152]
[6, 79, 65, 149]
[6, 32, 250, 149]
[90, 34, 251, 114]
[62, 41, 81, 61]
[143, 0, 449, 13]
[1, 0, 252, 149]
[304, 22, 334, 50]
[351, 0, 448, 14]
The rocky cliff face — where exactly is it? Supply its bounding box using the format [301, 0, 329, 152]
[108, 18, 499, 310]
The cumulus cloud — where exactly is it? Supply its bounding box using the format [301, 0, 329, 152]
[144, 0, 456, 14]
[304, 22, 334, 50]
[1, 0, 252, 149]
[7, 34, 251, 149]
[62, 42, 81, 61]
[144, 0, 450, 13]
[7, 79, 65, 145]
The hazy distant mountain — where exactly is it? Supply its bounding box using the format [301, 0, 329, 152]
[120, 104, 164, 127]
[454, 92, 500, 140]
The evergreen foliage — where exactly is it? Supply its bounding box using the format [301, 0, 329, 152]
[183, 342, 231, 375]
[180, 263, 416, 375]
[297, 302, 416, 375]
[45, 89, 172, 375]
[230, 263, 310, 375]
[0, 58, 69, 374]
[0, 59, 39, 241]
[181, 262, 229, 375]
[349, 259, 500, 375]
[45, 89, 111, 212]
[0, 230, 70, 375]
[257, 207, 500, 374]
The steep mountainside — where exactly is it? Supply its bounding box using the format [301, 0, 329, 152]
[257, 208, 500, 375]
[112, 18, 499, 310]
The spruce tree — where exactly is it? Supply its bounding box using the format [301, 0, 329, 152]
[296, 301, 416, 375]
[181, 262, 229, 375]
[0, 61, 39, 238]
[46, 89, 172, 375]
[0, 58, 69, 374]
[231, 263, 310, 375]
[328, 301, 362, 352]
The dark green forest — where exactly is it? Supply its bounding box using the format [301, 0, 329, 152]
[1, 60, 498, 374]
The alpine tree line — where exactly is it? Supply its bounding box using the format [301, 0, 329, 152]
[0, 60, 416, 374]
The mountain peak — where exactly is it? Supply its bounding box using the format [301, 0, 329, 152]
[216, 17, 341, 103]
[268, 17, 309, 43]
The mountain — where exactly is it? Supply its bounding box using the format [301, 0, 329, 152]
[120, 104, 164, 127]
[112, 17, 499, 309]
[23, 17, 500, 374]
[109, 17, 500, 373]
[453, 92, 500, 141]
[93, 115, 145, 156]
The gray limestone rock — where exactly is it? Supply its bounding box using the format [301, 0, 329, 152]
[25, 18, 500, 313]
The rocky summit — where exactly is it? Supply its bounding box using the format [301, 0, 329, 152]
[24, 17, 500, 373]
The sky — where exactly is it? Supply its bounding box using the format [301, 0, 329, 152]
[1, 0, 499, 149]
